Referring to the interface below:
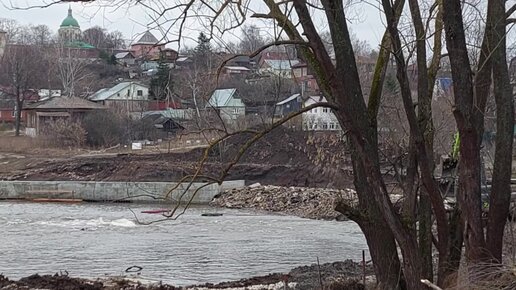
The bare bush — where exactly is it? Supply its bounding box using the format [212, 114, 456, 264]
[44, 119, 86, 148]
[82, 111, 127, 147]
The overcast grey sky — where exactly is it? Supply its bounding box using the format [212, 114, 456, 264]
[0, 1, 387, 50]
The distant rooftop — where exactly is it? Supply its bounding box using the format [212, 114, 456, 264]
[89, 82, 147, 101]
[277, 93, 300, 106]
[133, 31, 160, 45]
[263, 59, 300, 70]
[207, 88, 244, 108]
[25, 96, 106, 110]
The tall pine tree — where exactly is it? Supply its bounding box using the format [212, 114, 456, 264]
[193, 32, 212, 69]
[150, 53, 172, 100]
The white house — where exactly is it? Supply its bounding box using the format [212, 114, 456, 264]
[259, 59, 300, 78]
[207, 88, 245, 124]
[302, 96, 341, 131]
[89, 82, 150, 112]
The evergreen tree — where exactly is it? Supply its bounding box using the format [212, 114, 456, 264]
[150, 54, 172, 100]
[193, 32, 212, 69]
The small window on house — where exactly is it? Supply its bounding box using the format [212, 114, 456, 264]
[312, 108, 317, 113]
[322, 123, 328, 130]
[330, 122, 336, 130]
[127, 89, 131, 95]
[322, 108, 328, 113]
[137, 90, 143, 96]
[233, 108, 239, 114]
[117, 93, 120, 97]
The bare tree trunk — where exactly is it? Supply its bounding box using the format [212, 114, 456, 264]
[442, 0, 488, 262]
[350, 146, 406, 290]
[14, 97, 23, 136]
[407, 0, 436, 281]
[486, 0, 514, 262]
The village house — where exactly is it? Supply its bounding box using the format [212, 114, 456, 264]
[115, 51, 136, 66]
[141, 111, 185, 136]
[291, 62, 319, 94]
[302, 96, 341, 131]
[275, 93, 302, 118]
[222, 66, 251, 76]
[0, 89, 40, 124]
[259, 59, 300, 78]
[24, 96, 106, 137]
[88, 82, 150, 112]
[206, 88, 245, 125]
[175, 56, 194, 69]
[159, 48, 179, 63]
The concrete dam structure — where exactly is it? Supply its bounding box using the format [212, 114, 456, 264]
[0, 180, 245, 204]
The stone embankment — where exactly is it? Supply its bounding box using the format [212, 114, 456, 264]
[211, 184, 359, 221]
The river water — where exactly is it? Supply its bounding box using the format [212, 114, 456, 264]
[0, 202, 367, 286]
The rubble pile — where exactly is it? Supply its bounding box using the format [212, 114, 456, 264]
[211, 184, 358, 220]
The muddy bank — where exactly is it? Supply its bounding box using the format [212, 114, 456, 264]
[211, 184, 358, 220]
[0, 128, 357, 189]
[0, 260, 371, 290]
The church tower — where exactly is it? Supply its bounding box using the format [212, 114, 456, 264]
[58, 6, 82, 43]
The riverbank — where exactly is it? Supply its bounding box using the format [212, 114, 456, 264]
[0, 260, 372, 290]
[211, 184, 356, 221]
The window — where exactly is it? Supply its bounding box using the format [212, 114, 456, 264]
[233, 108, 240, 114]
[322, 108, 328, 113]
[312, 108, 318, 113]
[127, 89, 131, 96]
[322, 123, 328, 130]
[137, 90, 143, 96]
[330, 122, 336, 130]
[11, 105, 17, 117]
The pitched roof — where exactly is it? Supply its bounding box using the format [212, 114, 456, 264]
[89, 82, 147, 101]
[115, 51, 134, 59]
[25, 96, 106, 110]
[277, 93, 300, 105]
[134, 31, 160, 45]
[225, 66, 250, 71]
[207, 88, 245, 108]
[263, 59, 300, 70]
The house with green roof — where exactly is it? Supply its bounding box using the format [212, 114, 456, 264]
[207, 88, 245, 125]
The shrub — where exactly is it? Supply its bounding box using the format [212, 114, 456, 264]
[82, 111, 128, 147]
[45, 119, 87, 147]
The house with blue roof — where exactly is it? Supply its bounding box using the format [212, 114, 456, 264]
[206, 88, 245, 124]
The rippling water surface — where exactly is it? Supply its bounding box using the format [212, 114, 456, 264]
[0, 202, 367, 286]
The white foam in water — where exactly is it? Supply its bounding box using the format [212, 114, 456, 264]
[37, 217, 137, 228]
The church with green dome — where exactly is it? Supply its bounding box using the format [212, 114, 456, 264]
[58, 6, 91, 48]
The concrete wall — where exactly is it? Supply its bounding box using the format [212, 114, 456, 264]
[0, 180, 244, 204]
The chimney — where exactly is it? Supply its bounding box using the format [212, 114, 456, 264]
[0, 31, 6, 59]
